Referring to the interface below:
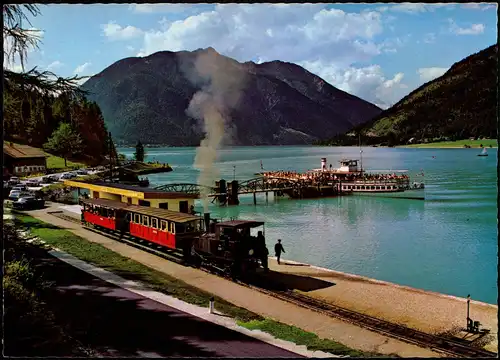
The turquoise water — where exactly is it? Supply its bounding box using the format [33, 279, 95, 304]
[119, 146, 498, 304]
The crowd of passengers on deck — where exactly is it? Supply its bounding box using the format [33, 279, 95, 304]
[262, 170, 409, 185]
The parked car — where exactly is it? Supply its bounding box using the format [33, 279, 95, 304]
[26, 179, 41, 187]
[11, 185, 28, 192]
[9, 190, 31, 201]
[48, 175, 59, 182]
[12, 196, 45, 210]
[75, 169, 88, 176]
[9, 176, 20, 184]
[59, 173, 76, 180]
[41, 176, 53, 183]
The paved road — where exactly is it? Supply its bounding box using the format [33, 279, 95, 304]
[20, 244, 302, 358]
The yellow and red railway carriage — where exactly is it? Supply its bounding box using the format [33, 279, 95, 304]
[81, 198, 203, 252]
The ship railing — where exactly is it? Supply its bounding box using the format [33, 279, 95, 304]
[347, 179, 409, 185]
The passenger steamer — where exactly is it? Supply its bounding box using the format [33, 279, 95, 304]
[312, 158, 425, 200]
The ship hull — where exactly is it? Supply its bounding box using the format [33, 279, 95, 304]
[350, 188, 425, 200]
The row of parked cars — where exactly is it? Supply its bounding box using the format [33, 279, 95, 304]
[4, 168, 91, 211]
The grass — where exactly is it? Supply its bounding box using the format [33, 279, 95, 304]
[12, 212, 378, 357]
[46, 154, 85, 171]
[238, 319, 390, 357]
[402, 139, 497, 148]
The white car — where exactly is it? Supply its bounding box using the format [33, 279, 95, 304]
[9, 190, 22, 200]
[11, 185, 28, 192]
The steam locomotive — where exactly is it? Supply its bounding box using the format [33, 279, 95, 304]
[80, 198, 268, 276]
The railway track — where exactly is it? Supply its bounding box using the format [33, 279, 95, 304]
[46, 211, 497, 358]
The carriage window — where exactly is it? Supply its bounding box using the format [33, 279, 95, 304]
[126, 213, 131, 221]
[143, 216, 149, 227]
[186, 222, 195, 232]
[176, 223, 185, 233]
[160, 220, 167, 231]
[151, 218, 158, 229]
[159, 202, 168, 210]
[134, 214, 140, 223]
[170, 222, 176, 234]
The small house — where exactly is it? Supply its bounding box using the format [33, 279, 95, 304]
[3, 142, 48, 177]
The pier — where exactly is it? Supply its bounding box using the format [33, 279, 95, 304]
[155, 176, 348, 206]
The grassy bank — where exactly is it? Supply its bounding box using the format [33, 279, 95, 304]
[402, 139, 497, 148]
[46, 154, 85, 171]
[13, 212, 378, 357]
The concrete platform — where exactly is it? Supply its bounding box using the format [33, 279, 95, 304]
[263, 258, 498, 353]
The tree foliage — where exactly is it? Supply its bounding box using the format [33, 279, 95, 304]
[134, 141, 145, 162]
[355, 44, 497, 145]
[3, 4, 111, 165]
[44, 123, 83, 167]
[3, 5, 89, 97]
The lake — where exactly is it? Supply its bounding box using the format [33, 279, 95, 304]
[118, 146, 498, 304]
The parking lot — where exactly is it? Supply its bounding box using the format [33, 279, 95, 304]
[4, 167, 105, 208]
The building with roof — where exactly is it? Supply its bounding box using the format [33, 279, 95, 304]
[64, 180, 198, 213]
[4, 142, 48, 177]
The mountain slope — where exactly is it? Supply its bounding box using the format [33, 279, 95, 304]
[357, 44, 497, 144]
[81, 48, 381, 146]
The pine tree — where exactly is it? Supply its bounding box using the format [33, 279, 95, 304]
[134, 141, 145, 162]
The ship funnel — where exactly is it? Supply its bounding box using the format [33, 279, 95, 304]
[204, 213, 211, 233]
[321, 157, 327, 171]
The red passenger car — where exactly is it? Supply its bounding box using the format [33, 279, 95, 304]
[81, 198, 204, 253]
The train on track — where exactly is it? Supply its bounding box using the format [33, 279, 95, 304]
[80, 198, 268, 277]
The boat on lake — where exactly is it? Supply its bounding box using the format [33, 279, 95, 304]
[310, 158, 426, 200]
[477, 148, 488, 157]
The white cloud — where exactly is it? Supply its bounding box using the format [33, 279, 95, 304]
[300, 60, 409, 109]
[417, 67, 449, 82]
[378, 3, 453, 13]
[140, 5, 382, 65]
[448, 19, 485, 35]
[126, 45, 135, 52]
[423, 33, 436, 44]
[102, 21, 143, 41]
[129, 4, 196, 14]
[461, 3, 497, 11]
[46, 60, 64, 71]
[132, 4, 413, 107]
[74, 62, 91, 75]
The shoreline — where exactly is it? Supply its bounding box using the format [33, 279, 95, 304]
[278, 257, 497, 308]
[56, 202, 496, 307]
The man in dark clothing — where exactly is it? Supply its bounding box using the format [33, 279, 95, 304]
[261, 246, 269, 272]
[274, 239, 285, 265]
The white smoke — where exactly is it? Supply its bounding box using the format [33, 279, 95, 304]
[186, 49, 247, 212]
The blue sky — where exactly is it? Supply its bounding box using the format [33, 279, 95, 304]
[7, 3, 497, 108]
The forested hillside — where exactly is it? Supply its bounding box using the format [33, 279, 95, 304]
[4, 87, 109, 164]
[317, 44, 497, 146]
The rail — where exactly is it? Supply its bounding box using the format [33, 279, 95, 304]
[44, 211, 497, 358]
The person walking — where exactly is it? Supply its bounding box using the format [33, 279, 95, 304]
[274, 239, 285, 265]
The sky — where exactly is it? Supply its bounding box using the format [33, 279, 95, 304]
[5, 2, 498, 109]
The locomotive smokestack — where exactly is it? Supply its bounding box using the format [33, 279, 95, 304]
[204, 213, 211, 233]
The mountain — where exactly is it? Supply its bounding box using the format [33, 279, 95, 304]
[81, 48, 381, 146]
[354, 44, 497, 145]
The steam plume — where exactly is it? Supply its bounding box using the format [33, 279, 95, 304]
[186, 49, 246, 212]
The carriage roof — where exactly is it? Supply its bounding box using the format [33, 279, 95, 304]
[216, 220, 265, 228]
[81, 198, 202, 223]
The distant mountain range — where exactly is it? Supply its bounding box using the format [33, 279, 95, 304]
[81, 48, 382, 146]
[351, 44, 497, 145]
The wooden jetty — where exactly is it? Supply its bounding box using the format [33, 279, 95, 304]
[155, 176, 351, 206]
